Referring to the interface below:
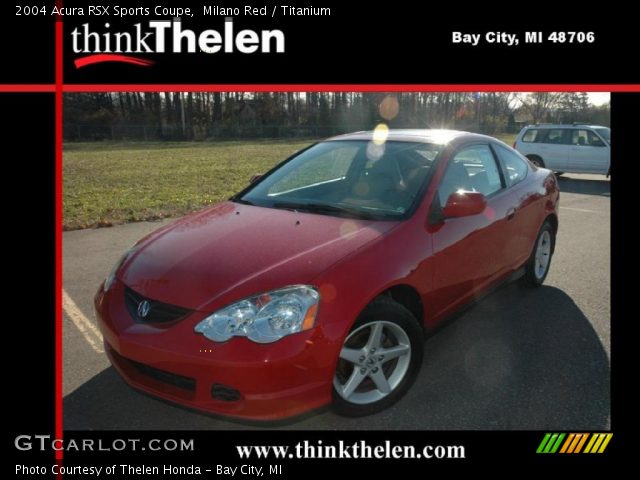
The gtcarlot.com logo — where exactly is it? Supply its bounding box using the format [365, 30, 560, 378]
[536, 433, 612, 454]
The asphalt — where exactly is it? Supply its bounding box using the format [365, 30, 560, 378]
[63, 174, 610, 430]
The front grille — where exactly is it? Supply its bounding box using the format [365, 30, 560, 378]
[127, 358, 196, 392]
[124, 286, 192, 324]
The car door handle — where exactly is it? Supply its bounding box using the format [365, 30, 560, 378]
[506, 207, 517, 220]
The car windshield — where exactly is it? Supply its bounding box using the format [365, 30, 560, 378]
[594, 127, 610, 143]
[238, 140, 442, 220]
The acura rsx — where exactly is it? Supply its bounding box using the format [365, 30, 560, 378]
[95, 129, 559, 420]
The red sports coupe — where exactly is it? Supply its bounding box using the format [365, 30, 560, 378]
[95, 129, 559, 420]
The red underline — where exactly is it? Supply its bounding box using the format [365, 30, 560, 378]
[74, 54, 155, 69]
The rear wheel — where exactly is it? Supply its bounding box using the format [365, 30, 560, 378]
[332, 297, 424, 417]
[522, 220, 555, 287]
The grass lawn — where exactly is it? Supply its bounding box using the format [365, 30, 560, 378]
[493, 133, 517, 145]
[63, 140, 313, 230]
[63, 134, 518, 230]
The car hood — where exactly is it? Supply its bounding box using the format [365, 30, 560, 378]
[120, 202, 397, 311]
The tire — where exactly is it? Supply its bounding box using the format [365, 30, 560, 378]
[521, 220, 555, 287]
[527, 155, 545, 168]
[332, 297, 424, 417]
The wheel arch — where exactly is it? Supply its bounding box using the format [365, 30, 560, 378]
[543, 213, 558, 254]
[376, 284, 424, 328]
[545, 212, 558, 234]
[526, 154, 544, 167]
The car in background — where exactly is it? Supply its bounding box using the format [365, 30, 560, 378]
[514, 124, 610, 176]
[95, 129, 560, 420]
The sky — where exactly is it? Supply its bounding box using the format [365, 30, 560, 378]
[588, 92, 610, 106]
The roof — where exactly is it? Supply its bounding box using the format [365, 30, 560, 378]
[327, 129, 495, 145]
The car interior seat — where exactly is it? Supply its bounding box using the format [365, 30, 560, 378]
[350, 157, 396, 204]
[439, 161, 470, 204]
[469, 170, 491, 195]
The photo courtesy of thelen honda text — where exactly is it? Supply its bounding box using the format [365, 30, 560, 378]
[94, 128, 559, 420]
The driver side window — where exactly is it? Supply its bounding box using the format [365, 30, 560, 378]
[437, 145, 503, 206]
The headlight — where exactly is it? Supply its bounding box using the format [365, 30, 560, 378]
[104, 246, 138, 291]
[194, 286, 320, 344]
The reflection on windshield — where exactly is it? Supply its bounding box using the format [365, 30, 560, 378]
[239, 140, 442, 220]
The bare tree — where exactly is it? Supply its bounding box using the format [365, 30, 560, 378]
[516, 93, 564, 123]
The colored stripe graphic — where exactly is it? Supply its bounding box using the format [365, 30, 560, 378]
[559, 433, 588, 453]
[537, 433, 566, 453]
[537, 433, 612, 454]
[536, 433, 552, 453]
[574, 433, 589, 453]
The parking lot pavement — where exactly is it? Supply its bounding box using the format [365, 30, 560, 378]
[63, 174, 610, 430]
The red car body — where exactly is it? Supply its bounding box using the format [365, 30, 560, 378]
[95, 130, 559, 420]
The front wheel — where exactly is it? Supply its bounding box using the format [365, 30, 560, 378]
[522, 220, 555, 287]
[332, 297, 424, 417]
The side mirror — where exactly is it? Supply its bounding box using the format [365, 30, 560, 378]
[249, 173, 263, 184]
[443, 191, 487, 218]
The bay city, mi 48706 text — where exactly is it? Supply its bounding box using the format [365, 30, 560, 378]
[451, 30, 595, 46]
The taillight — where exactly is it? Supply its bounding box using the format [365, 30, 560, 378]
[512, 141, 517, 148]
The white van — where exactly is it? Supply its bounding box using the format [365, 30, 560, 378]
[514, 124, 610, 176]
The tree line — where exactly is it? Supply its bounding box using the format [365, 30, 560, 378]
[64, 92, 610, 141]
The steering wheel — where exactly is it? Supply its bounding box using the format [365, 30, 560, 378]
[383, 187, 414, 207]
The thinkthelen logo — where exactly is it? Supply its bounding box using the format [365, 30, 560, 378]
[71, 18, 285, 68]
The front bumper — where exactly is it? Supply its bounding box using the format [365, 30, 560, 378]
[95, 280, 337, 421]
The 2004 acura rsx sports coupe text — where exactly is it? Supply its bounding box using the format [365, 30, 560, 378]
[95, 129, 559, 420]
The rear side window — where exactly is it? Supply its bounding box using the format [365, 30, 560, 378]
[521, 128, 572, 144]
[544, 129, 571, 144]
[495, 145, 528, 187]
[521, 128, 540, 142]
[438, 144, 503, 205]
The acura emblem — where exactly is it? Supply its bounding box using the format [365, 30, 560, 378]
[137, 300, 151, 318]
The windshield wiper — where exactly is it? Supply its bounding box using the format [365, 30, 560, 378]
[271, 201, 380, 220]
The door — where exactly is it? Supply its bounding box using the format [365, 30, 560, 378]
[493, 144, 539, 268]
[538, 128, 571, 171]
[429, 144, 512, 318]
[568, 129, 610, 174]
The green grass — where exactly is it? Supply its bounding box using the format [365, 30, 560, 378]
[63, 140, 314, 230]
[493, 133, 517, 145]
[63, 133, 519, 230]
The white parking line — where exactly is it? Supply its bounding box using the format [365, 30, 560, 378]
[560, 206, 602, 213]
[63, 289, 104, 353]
